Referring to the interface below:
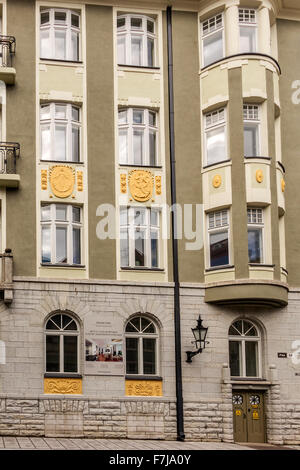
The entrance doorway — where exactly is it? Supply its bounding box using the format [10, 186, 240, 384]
[232, 391, 266, 443]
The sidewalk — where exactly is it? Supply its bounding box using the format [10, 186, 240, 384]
[0, 437, 297, 450]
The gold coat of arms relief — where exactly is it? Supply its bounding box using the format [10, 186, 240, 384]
[49, 165, 75, 198]
[128, 170, 154, 202]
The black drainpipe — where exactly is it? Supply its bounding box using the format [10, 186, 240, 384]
[166, 5, 185, 442]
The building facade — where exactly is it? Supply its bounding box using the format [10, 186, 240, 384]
[0, 0, 299, 443]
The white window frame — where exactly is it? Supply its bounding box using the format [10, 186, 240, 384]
[40, 102, 81, 162]
[204, 108, 227, 166]
[243, 104, 261, 157]
[207, 209, 230, 268]
[118, 108, 158, 166]
[41, 204, 83, 266]
[239, 8, 257, 53]
[40, 8, 81, 61]
[120, 207, 160, 269]
[229, 319, 262, 379]
[125, 315, 159, 376]
[247, 207, 264, 264]
[201, 13, 225, 68]
[45, 313, 80, 375]
[117, 14, 157, 67]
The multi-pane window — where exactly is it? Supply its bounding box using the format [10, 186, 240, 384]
[208, 210, 229, 268]
[41, 204, 82, 266]
[45, 313, 79, 374]
[243, 104, 260, 157]
[117, 14, 156, 67]
[40, 103, 81, 162]
[118, 108, 158, 166]
[125, 315, 158, 375]
[247, 208, 264, 264]
[239, 8, 257, 53]
[40, 9, 80, 61]
[204, 108, 226, 166]
[201, 13, 224, 67]
[120, 207, 160, 269]
[229, 319, 261, 378]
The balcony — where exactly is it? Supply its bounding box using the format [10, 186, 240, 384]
[0, 35, 16, 85]
[0, 249, 13, 304]
[0, 142, 20, 187]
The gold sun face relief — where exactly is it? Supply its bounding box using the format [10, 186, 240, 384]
[49, 165, 75, 198]
[212, 174, 222, 188]
[128, 169, 154, 202]
[256, 169, 264, 183]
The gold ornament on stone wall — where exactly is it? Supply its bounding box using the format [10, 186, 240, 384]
[128, 169, 154, 202]
[125, 380, 163, 397]
[281, 178, 286, 193]
[49, 165, 75, 198]
[212, 174, 222, 188]
[41, 169, 48, 190]
[44, 378, 82, 395]
[155, 175, 162, 195]
[256, 169, 264, 183]
[77, 171, 83, 192]
[120, 174, 127, 194]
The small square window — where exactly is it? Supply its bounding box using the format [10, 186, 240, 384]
[55, 11, 66, 24]
[71, 14, 79, 28]
[117, 17, 126, 29]
[147, 20, 154, 33]
[72, 206, 81, 223]
[56, 205, 68, 221]
[131, 17, 142, 29]
[41, 11, 50, 25]
[133, 110, 144, 124]
[72, 106, 80, 122]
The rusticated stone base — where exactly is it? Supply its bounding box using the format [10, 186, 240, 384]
[0, 397, 233, 440]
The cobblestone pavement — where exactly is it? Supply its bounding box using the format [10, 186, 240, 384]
[0, 437, 297, 450]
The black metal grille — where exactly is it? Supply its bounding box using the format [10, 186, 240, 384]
[0, 142, 20, 174]
[0, 35, 16, 67]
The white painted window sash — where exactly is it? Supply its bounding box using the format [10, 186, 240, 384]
[204, 108, 227, 166]
[41, 204, 82, 265]
[201, 13, 225, 68]
[40, 8, 80, 61]
[117, 14, 156, 67]
[118, 108, 158, 166]
[40, 103, 81, 162]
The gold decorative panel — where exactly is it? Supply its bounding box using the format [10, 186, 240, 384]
[125, 380, 163, 397]
[41, 169, 48, 190]
[77, 171, 83, 192]
[155, 175, 162, 195]
[128, 170, 154, 202]
[212, 174, 222, 188]
[44, 378, 82, 395]
[49, 165, 75, 198]
[120, 174, 127, 194]
[256, 169, 264, 183]
[281, 178, 286, 193]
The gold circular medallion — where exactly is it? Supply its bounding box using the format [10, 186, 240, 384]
[129, 170, 154, 202]
[256, 169, 264, 183]
[50, 166, 75, 198]
[212, 174, 222, 188]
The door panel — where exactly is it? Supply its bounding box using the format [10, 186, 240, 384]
[232, 391, 265, 443]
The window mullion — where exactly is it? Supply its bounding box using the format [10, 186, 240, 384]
[139, 336, 143, 374]
[60, 334, 63, 373]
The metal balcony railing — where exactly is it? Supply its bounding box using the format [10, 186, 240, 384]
[0, 142, 20, 174]
[0, 35, 16, 67]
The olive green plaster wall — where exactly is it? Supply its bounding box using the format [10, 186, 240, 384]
[228, 67, 248, 279]
[170, 11, 203, 283]
[86, 5, 116, 280]
[266, 69, 280, 280]
[277, 19, 300, 287]
[6, 0, 36, 277]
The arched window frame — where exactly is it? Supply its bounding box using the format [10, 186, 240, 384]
[40, 8, 81, 61]
[125, 315, 160, 376]
[44, 312, 80, 375]
[228, 319, 262, 379]
[117, 14, 157, 67]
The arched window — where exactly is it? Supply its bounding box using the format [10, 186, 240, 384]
[125, 315, 159, 375]
[229, 319, 261, 378]
[45, 313, 79, 374]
